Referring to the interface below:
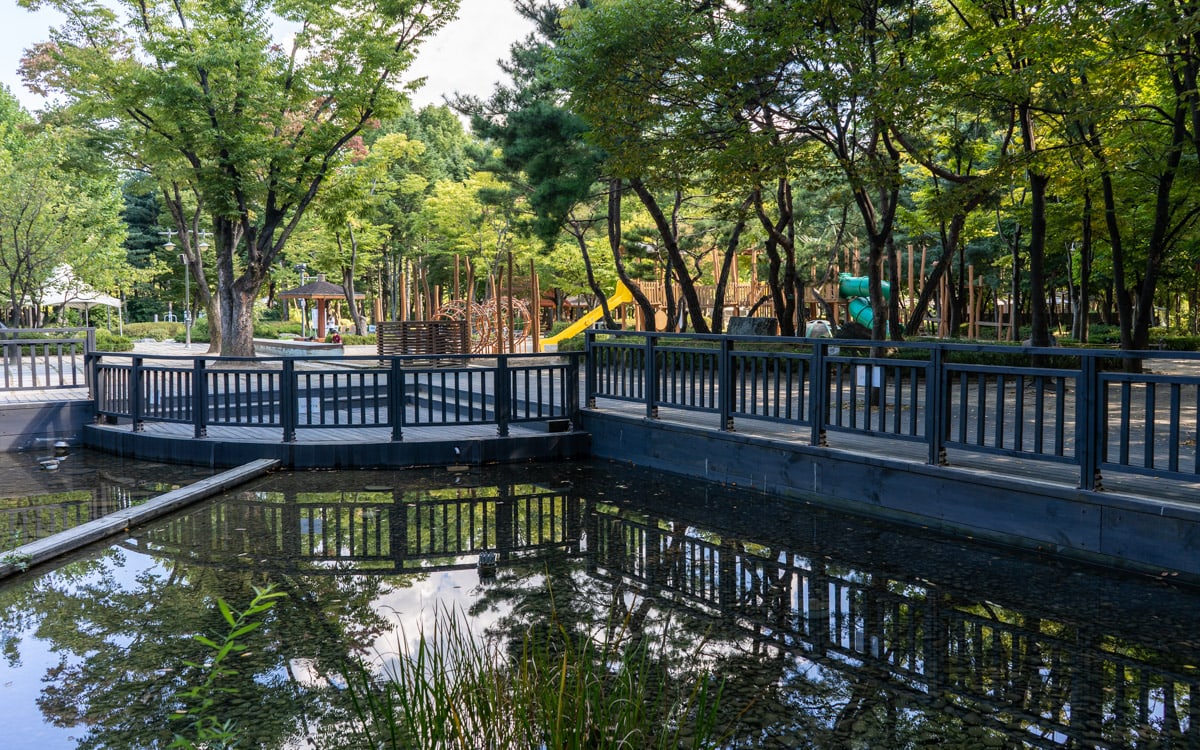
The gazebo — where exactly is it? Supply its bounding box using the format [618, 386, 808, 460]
[277, 274, 364, 338]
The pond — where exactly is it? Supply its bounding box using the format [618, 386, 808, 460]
[1, 460, 1198, 749]
[0, 449, 216, 552]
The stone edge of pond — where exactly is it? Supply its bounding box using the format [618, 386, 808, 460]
[0, 458, 281, 581]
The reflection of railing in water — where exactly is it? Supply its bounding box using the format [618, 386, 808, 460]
[135, 486, 583, 572]
[0, 483, 144, 548]
[587, 506, 1200, 750]
[129, 483, 1199, 748]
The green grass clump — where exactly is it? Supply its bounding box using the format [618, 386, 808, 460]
[344, 600, 733, 750]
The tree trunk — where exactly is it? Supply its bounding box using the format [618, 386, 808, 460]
[753, 183, 798, 336]
[710, 197, 752, 333]
[215, 219, 259, 357]
[1019, 101, 1052, 349]
[339, 228, 366, 335]
[569, 219, 612, 326]
[630, 178, 709, 333]
[1132, 103, 1187, 350]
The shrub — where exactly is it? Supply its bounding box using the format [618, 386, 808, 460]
[94, 329, 133, 352]
[124, 321, 184, 341]
[253, 320, 303, 338]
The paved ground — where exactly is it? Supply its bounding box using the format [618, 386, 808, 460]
[0, 340, 385, 403]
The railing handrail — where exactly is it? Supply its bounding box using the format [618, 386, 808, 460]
[89, 350, 585, 442]
[0, 326, 95, 392]
[586, 327, 1200, 360]
[585, 329, 1200, 492]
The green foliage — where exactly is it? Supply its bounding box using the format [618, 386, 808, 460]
[124, 322, 185, 342]
[94, 328, 133, 352]
[0, 124, 128, 325]
[1, 529, 31, 568]
[24, 0, 459, 354]
[342, 600, 730, 750]
[252, 321, 302, 339]
[169, 586, 287, 750]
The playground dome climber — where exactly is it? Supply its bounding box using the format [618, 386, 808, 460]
[805, 319, 833, 338]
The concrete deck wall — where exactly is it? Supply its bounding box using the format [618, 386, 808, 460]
[582, 411, 1200, 580]
[0, 400, 91, 452]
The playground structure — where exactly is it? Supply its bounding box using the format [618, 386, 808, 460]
[433, 296, 534, 354]
[540, 281, 634, 350]
[838, 272, 890, 331]
[540, 245, 1015, 344]
[381, 245, 1016, 355]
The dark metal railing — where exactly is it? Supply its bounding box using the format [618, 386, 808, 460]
[89, 351, 583, 442]
[586, 330, 1200, 490]
[0, 327, 94, 391]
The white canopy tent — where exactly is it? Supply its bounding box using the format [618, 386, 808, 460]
[37, 265, 121, 327]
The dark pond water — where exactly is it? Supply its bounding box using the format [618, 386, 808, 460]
[0, 449, 216, 552]
[1, 460, 1198, 749]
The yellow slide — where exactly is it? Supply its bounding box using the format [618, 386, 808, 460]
[540, 281, 633, 351]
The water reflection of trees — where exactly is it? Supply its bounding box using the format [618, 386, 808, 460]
[2, 465, 1198, 749]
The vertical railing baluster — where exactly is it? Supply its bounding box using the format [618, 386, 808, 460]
[1143, 381, 1157, 470]
[926, 347, 945, 465]
[130, 356, 144, 432]
[568, 353, 581, 426]
[281, 359, 297, 442]
[389, 358, 404, 441]
[810, 341, 827, 446]
[193, 358, 208, 438]
[644, 336, 658, 419]
[1078, 354, 1102, 491]
[496, 355, 511, 437]
[719, 337, 733, 431]
[1167, 383, 1181, 473]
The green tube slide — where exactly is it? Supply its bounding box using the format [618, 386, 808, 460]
[838, 273, 890, 329]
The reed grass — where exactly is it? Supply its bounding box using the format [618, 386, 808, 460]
[343, 597, 732, 750]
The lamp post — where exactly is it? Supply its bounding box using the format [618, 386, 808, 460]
[179, 252, 192, 348]
[162, 230, 210, 349]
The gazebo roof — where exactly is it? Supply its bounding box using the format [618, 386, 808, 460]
[277, 278, 365, 300]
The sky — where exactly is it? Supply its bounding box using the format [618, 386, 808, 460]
[0, 0, 535, 114]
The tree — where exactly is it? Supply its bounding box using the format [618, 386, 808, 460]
[22, 0, 458, 355]
[0, 125, 126, 326]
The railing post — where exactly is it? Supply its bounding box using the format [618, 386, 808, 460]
[585, 331, 597, 409]
[192, 358, 208, 438]
[84, 328, 95, 392]
[87, 352, 100, 420]
[926, 346, 947, 465]
[281, 359, 297, 443]
[809, 340, 827, 446]
[567, 352, 582, 427]
[130, 356, 144, 432]
[719, 337, 734, 431]
[496, 355, 511, 437]
[644, 334, 658, 419]
[1078, 353, 1102, 491]
[389, 357, 404, 442]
